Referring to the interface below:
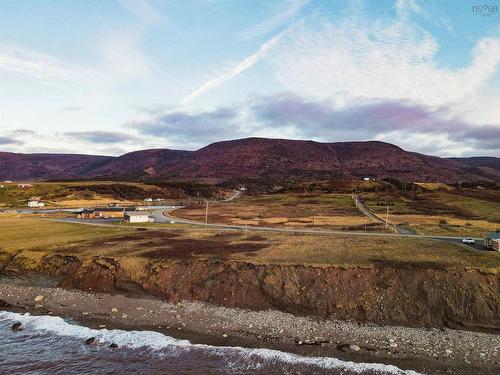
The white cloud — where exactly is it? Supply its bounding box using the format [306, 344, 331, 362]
[272, 16, 500, 109]
[181, 31, 285, 105]
[118, 0, 162, 25]
[97, 29, 168, 81]
[0, 41, 89, 82]
[238, 0, 309, 40]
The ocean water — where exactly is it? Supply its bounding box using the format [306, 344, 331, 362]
[0, 311, 422, 375]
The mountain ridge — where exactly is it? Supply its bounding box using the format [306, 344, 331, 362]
[1, 138, 498, 182]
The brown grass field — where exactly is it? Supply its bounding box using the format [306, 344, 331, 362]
[173, 193, 385, 231]
[362, 189, 500, 237]
[1, 215, 498, 273]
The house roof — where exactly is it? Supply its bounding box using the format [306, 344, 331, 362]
[125, 212, 150, 216]
[486, 232, 500, 240]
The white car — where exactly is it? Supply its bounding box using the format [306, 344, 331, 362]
[462, 237, 475, 244]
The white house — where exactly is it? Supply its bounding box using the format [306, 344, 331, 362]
[124, 212, 151, 223]
[144, 198, 153, 203]
[27, 200, 45, 208]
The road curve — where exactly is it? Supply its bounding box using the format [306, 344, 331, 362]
[158, 208, 485, 250]
[353, 194, 413, 235]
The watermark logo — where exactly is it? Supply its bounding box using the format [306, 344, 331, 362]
[472, 4, 498, 16]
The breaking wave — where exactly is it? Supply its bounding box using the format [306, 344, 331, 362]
[0, 311, 423, 375]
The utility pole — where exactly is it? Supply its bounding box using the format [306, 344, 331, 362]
[205, 200, 208, 227]
[385, 205, 389, 228]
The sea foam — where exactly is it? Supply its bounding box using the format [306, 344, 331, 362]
[0, 311, 424, 375]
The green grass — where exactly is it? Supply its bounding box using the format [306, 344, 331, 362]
[0, 218, 132, 252]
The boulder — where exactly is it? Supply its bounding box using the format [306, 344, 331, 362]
[85, 337, 96, 345]
[11, 322, 23, 331]
[34, 295, 45, 302]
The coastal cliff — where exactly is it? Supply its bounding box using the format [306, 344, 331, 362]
[2, 251, 498, 333]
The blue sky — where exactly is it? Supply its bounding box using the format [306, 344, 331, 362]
[0, 0, 499, 156]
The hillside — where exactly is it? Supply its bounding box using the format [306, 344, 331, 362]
[448, 157, 500, 181]
[1, 138, 498, 182]
[0, 152, 113, 181]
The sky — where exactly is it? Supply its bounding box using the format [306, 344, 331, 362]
[0, 0, 499, 157]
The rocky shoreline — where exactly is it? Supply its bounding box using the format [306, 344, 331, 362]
[1, 280, 499, 375]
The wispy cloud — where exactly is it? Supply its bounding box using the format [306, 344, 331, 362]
[0, 41, 88, 82]
[64, 131, 138, 144]
[238, 0, 309, 40]
[181, 32, 285, 105]
[10, 129, 35, 136]
[118, 0, 162, 25]
[98, 29, 168, 81]
[0, 136, 22, 145]
[273, 14, 500, 108]
[61, 106, 84, 111]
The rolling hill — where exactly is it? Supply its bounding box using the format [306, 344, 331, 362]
[1, 138, 498, 182]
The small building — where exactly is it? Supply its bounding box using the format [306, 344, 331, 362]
[27, 200, 45, 208]
[76, 207, 135, 219]
[124, 212, 152, 223]
[484, 233, 500, 251]
[18, 183, 33, 189]
[94, 207, 135, 219]
[144, 198, 153, 203]
[77, 209, 95, 219]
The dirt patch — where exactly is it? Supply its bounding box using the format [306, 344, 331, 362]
[100, 231, 180, 243]
[141, 240, 267, 258]
[243, 235, 268, 242]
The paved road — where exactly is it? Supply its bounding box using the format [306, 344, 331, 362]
[223, 190, 242, 202]
[34, 196, 487, 252]
[157, 208, 488, 250]
[353, 194, 413, 235]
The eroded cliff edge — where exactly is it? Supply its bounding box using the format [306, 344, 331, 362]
[1, 250, 498, 333]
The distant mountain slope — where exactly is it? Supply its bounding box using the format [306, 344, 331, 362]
[87, 149, 193, 178]
[159, 138, 474, 182]
[0, 152, 114, 180]
[448, 157, 500, 181]
[1, 138, 497, 182]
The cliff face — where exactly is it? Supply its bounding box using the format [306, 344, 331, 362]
[3, 252, 498, 333]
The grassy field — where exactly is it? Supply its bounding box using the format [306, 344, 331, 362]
[362, 189, 500, 237]
[1, 215, 498, 273]
[173, 193, 384, 231]
[0, 217, 132, 251]
[0, 181, 185, 208]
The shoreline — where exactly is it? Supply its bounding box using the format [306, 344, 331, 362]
[1, 280, 498, 375]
